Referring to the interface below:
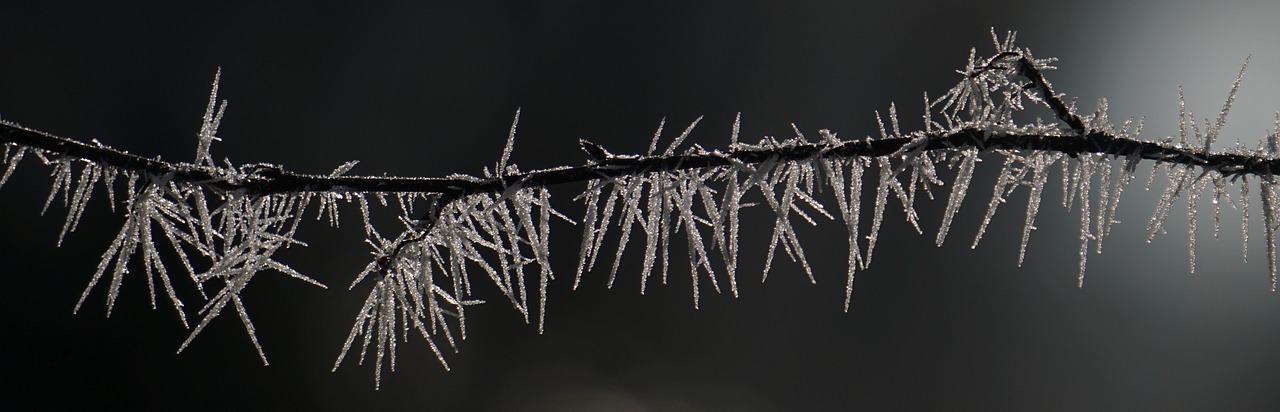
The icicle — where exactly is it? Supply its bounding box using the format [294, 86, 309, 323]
[1105, 154, 1141, 238]
[888, 102, 901, 138]
[574, 183, 603, 289]
[846, 160, 865, 305]
[1262, 181, 1279, 291]
[1019, 154, 1053, 266]
[1242, 175, 1250, 262]
[720, 167, 744, 297]
[1061, 158, 1071, 208]
[730, 113, 741, 147]
[0, 146, 27, 190]
[760, 163, 814, 284]
[1211, 175, 1226, 239]
[638, 177, 663, 293]
[1187, 173, 1207, 273]
[658, 175, 674, 288]
[495, 108, 521, 176]
[195, 68, 226, 167]
[647, 118, 667, 155]
[1205, 56, 1250, 153]
[57, 164, 101, 246]
[922, 92, 933, 134]
[866, 158, 894, 266]
[1075, 155, 1096, 287]
[1093, 156, 1111, 254]
[937, 149, 977, 246]
[1147, 165, 1190, 242]
[1064, 155, 1081, 212]
[664, 116, 703, 156]
[677, 173, 719, 308]
[608, 178, 645, 289]
[42, 158, 72, 215]
[972, 155, 1017, 249]
[1177, 85, 1190, 147]
[536, 189, 553, 333]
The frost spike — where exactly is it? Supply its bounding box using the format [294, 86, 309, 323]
[1019, 154, 1054, 266]
[647, 117, 666, 156]
[865, 158, 893, 266]
[195, 68, 226, 167]
[972, 155, 1017, 249]
[1241, 175, 1250, 262]
[1077, 155, 1094, 287]
[1187, 172, 1207, 273]
[1205, 56, 1249, 153]
[0, 146, 27, 190]
[496, 108, 520, 175]
[937, 149, 977, 246]
[664, 116, 703, 156]
[1262, 181, 1279, 291]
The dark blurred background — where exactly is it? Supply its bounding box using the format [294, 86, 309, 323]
[4, 1, 1280, 410]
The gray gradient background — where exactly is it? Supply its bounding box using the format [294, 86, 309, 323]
[3, 1, 1280, 410]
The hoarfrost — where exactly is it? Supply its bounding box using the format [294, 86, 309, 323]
[195, 68, 226, 168]
[936, 148, 977, 246]
[8, 29, 1280, 389]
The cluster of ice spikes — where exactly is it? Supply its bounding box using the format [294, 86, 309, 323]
[2, 30, 1278, 388]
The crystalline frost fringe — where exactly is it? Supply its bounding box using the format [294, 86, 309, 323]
[3, 29, 1280, 387]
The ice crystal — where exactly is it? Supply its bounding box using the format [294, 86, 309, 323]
[195, 68, 226, 167]
[1021, 154, 1050, 265]
[936, 148, 977, 246]
[497, 108, 520, 175]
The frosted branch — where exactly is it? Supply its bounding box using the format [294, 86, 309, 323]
[4, 29, 1279, 387]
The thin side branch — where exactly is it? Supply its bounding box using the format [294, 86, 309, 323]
[1, 124, 1271, 200]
